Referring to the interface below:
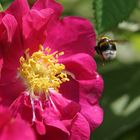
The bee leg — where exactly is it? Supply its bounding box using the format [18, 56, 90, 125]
[95, 46, 100, 54]
[99, 54, 105, 66]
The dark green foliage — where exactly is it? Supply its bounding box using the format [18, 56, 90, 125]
[91, 60, 140, 140]
[93, 0, 138, 34]
[0, 0, 13, 10]
[0, 0, 13, 5]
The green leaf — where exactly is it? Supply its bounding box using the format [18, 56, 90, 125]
[0, 0, 13, 10]
[91, 61, 140, 140]
[0, 4, 3, 11]
[93, 0, 138, 34]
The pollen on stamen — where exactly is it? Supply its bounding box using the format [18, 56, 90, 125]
[18, 45, 69, 99]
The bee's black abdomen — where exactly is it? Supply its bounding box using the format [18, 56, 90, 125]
[100, 43, 116, 52]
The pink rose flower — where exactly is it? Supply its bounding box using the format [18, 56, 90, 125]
[0, 0, 104, 140]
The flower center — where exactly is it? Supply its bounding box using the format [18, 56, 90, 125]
[18, 45, 69, 98]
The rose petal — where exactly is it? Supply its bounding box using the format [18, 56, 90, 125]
[0, 119, 35, 140]
[70, 113, 90, 140]
[81, 104, 103, 131]
[0, 106, 11, 128]
[37, 125, 68, 140]
[0, 106, 35, 140]
[6, 0, 29, 25]
[0, 81, 24, 106]
[59, 77, 80, 102]
[60, 53, 97, 80]
[43, 108, 70, 135]
[33, 0, 63, 16]
[45, 16, 96, 57]
[35, 120, 46, 135]
[1, 14, 17, 42]
[22, 8, 54, 51]
[49, 90, 80, 119]
[78, 74, 104, 100]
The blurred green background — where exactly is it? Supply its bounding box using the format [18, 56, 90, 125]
[1, 0, 140, 139]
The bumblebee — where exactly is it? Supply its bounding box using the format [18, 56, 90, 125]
[95, 37, 117, 61]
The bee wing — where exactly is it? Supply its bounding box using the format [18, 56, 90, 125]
[108, 39, 127, 44]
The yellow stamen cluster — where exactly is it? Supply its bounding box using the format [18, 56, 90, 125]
[18, 45, 69, 96]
